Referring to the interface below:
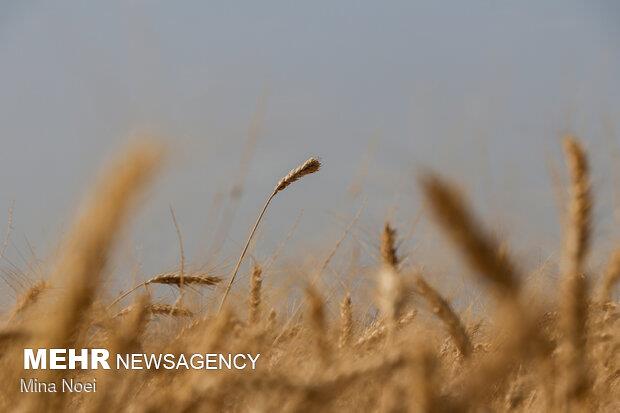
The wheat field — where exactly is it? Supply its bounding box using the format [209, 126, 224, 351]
[0, 135, 618, 412]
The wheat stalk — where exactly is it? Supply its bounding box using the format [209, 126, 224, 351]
[420, 174, 520, 297]
[562, 136, 591, 276]
[355, 310, 417, 348]
[381, 223, 399, 269]
[339, 293, 353, 348]
[559, 136, 592, 406]
[218, 157, 321, 312]
[249, 264, 263, 324]
[107, 271, 221, 309]
[148, 272, 222, 286]
[413, 272, 472, 357]
[148, 304, 193, 317]
[21, 141, 162, 412]
[7, 280, 48, 323]
[377, 222, 407, 338]
[44, 141, 163, 348]
[306, 285, 330, 364]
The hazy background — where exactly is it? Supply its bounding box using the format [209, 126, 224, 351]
[1, 1, 619, 301]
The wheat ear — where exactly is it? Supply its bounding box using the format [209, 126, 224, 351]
[420, 174, 520, 297]
[169, 206, 185, 293]
[377, 222, 406, 336]
[306, 285, 330, 364]
[107, 271, 221, 309]
[7, 280, 48, 323]
[413, 273, 472, 357]
[381, 223, 399, 269]
[339, 293, 353, 348]
[44, 141, 163, 348]
[249, 264, 263, 324]
[218, 157, 320, 312]
[559, 136, 592, 405]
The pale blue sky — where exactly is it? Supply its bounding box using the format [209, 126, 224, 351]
[0, 1, 619, 297]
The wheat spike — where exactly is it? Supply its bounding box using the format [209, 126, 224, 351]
[107, 271, 220, 310]
[169, 206, 186, 293]
[562, 136, 591, 276]
[43, 141, 163, 348]
[377, 222, 407, 338]
[413, 273, 472, 358]
[600, 249, 620, 302]
[249, 264, 263, 324]
[219, 157, 321, 312]
[275, 157, 321, 192]
[559, 136, 592, 406]
[148, 304, 193, 317]
[420, 174, 520, 297]
[381, 222, 399, 269]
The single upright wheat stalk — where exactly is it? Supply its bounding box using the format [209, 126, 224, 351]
[45, 141, 163, 349]
[355, 310, 417, 348]
[413, 347, 442, 412]
[562, 137, 591, 276]
[559, 136, 592, 405]
[218, 157, 321, 312]
[378, 266, 406, 327]
[420, 174, 520, 297]
[112, 295, 150, 352]
[115, 303, 193, 318]
[148, 304, 193, 317]
[339, 293, 353, 348]
[249, 264, 262, 324]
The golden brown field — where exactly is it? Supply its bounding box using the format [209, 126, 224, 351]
[0, 136, 618, 412]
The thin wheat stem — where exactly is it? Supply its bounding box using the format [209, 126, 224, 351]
[169, 206, 186, 305]
[218, 190, 276, 313]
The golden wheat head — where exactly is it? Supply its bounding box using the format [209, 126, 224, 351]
[562, 136, 592, 275]
[420, 173, 519, 297]
[275, 157, 321, 193]
[381, 222, 399, 269]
